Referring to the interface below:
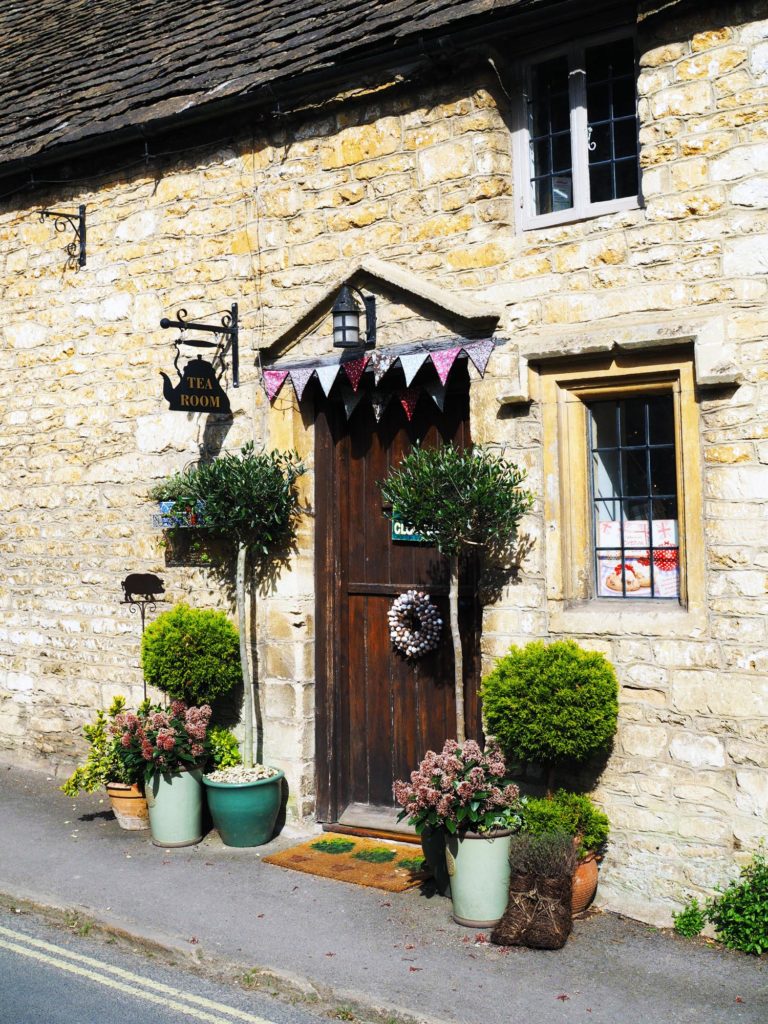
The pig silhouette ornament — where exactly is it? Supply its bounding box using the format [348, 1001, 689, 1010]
[121, 573, 165, 602]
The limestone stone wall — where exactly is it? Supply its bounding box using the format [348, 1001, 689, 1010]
[0, 1, 765, 922]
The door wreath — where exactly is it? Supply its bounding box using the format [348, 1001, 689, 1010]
[388, 590, 442, 658]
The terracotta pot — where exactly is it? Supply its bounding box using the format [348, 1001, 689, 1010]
[572, 853, 599, 915]
[106, 782, 149, 830]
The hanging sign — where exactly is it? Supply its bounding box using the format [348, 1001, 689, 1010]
[160, 356, 231, 414]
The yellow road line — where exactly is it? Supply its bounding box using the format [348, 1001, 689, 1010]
[0, 927, 277, 1024]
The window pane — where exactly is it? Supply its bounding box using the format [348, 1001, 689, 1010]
[593, 450, 621, 499]
[591, 401, 618, 448]
[533, 137, 552, 175]
[552, 133, 572, 174]
[587, 82, 610, 123]
[648, 396, 675, 443]
[622, 450, 649, 496]
[588, 122, 612, 164]
[613, 77, 636, 118]
[551, 174, 573, 212]
[587, 37, 635, 81]
[614, 118, 638, 159]
[650, 448, 677, 497]
[623, 497, 650, 521]
[615, 158, 638, 199]
[589, 162, 613, 203]
[622, 399, 647, 445]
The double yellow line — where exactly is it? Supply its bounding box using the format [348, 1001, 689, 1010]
[0, 923, 276, 1024]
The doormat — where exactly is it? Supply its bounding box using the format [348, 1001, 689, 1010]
[263, 834, 431, 892]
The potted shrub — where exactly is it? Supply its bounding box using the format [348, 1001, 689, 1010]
[141, 603, 242, 707]
[380, 444, 533, 743]
[393, 739, 524, 926]
[481, 639, 619, 793]
[491, 832, 578, 949]
[149, 443, 303, 846]
[61, 696, 149, 830]
[521, 790, 610, 913]
[114, 700, 212, 847]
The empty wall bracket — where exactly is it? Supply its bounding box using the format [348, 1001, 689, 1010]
[38, 204, 86, 269]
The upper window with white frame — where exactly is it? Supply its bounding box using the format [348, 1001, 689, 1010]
[516, 35, 639, 229]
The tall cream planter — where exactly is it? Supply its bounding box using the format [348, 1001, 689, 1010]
[445, 829, 513, 927]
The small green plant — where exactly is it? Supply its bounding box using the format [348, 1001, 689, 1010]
[208, 725, 242, 770]
[522, 790, 609, 858]
[353, 847, 397, 864]
[672, 897, 705, 938]
[141, 603, 241, 705]
[311, 838, 356, 854]
[705, 851, 768, 955]
[397, 856, 426, 872]
[481, 639, 619, 792]
[61, 697, 142, 796]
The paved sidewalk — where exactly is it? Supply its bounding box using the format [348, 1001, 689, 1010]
[0, 763, 765, 1024]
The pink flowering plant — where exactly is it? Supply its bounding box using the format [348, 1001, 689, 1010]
[393, 739, 524, 835]
[113, 700, 212, 780]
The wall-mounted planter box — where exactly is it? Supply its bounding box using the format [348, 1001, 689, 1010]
[151, 501, 207, 530]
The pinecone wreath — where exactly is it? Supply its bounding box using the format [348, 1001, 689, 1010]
[388, 590, 443, 659]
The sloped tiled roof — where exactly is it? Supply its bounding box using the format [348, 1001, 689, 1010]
[0, 0, 555, 172]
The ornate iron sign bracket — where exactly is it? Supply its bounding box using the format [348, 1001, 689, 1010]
[38, 204, 86, 268]
[159, 303, 239, 414]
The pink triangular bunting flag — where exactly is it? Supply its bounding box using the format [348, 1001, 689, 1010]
[289, 367, 314, 401]
[263, 369, 289, 402]
[399, 387, 421, 422]
[399, 352, 428, 387]
[315, 364, 340, 397]
[424, 379, 446, 411]
[370, 350, 397, 384]
[464, 339, 494, 377]
[430, 347, 461, 385]
[341, 385, 364, 420]
[342, 355, 369, 393]
[371, 391, 392, 423]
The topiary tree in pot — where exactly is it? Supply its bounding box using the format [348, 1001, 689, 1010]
[141, 603, 242, 707]
[481, 639, 619, 794]
[150, 443, 303, 846]
[379, 443, 533, 743]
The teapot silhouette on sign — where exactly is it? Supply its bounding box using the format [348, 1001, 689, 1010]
[160, 353, 231, 415]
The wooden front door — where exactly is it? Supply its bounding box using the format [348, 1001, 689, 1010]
[314, 365, 481, 823]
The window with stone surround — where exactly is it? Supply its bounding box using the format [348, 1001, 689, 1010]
[535, 351, 705, 622]
[515, 34, 639, 230]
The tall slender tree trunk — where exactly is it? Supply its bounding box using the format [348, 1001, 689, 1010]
[236, 541, 254, 768]
[449, 554, 465, 743]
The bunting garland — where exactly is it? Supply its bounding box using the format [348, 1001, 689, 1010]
[263, 369, 289, 401]
[342, 355, 369, 392]
[289, 367, 314, 401]
[263, 339, 496, 422]
[430, 347, 460, 385]
[400, 387, 421, 422]
[464, 338, 495, 376]
[315, 364, 340, 397]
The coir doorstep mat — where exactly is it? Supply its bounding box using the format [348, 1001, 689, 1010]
[263, 834, 430, 892]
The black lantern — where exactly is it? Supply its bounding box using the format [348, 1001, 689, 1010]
[332, 284, 376, 349]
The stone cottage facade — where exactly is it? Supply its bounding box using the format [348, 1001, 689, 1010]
[0, 0, 766, 924]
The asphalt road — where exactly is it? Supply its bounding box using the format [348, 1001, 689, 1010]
[0, 912, 329, 1024]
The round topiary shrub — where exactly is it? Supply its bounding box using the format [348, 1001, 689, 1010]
[481, 639, 619, 789]
[141, 602, 241, 705]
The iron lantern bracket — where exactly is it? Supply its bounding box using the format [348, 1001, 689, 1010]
[160, 302, 239, 387]
[38, 204, 86, 269]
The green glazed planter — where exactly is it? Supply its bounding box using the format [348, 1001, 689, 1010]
[445, 829, 513, 927]
[146, 766, 204, 847]
[203, 770, 285, 847]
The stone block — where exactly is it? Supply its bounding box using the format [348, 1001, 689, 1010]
[676, 47, 747, 82]
[735, 770, 768, 816]
[417, 142, 473, 185]
[320, 119, 401, 170]
[619, 724, 668, 759]
[669, 733, 726, 768]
